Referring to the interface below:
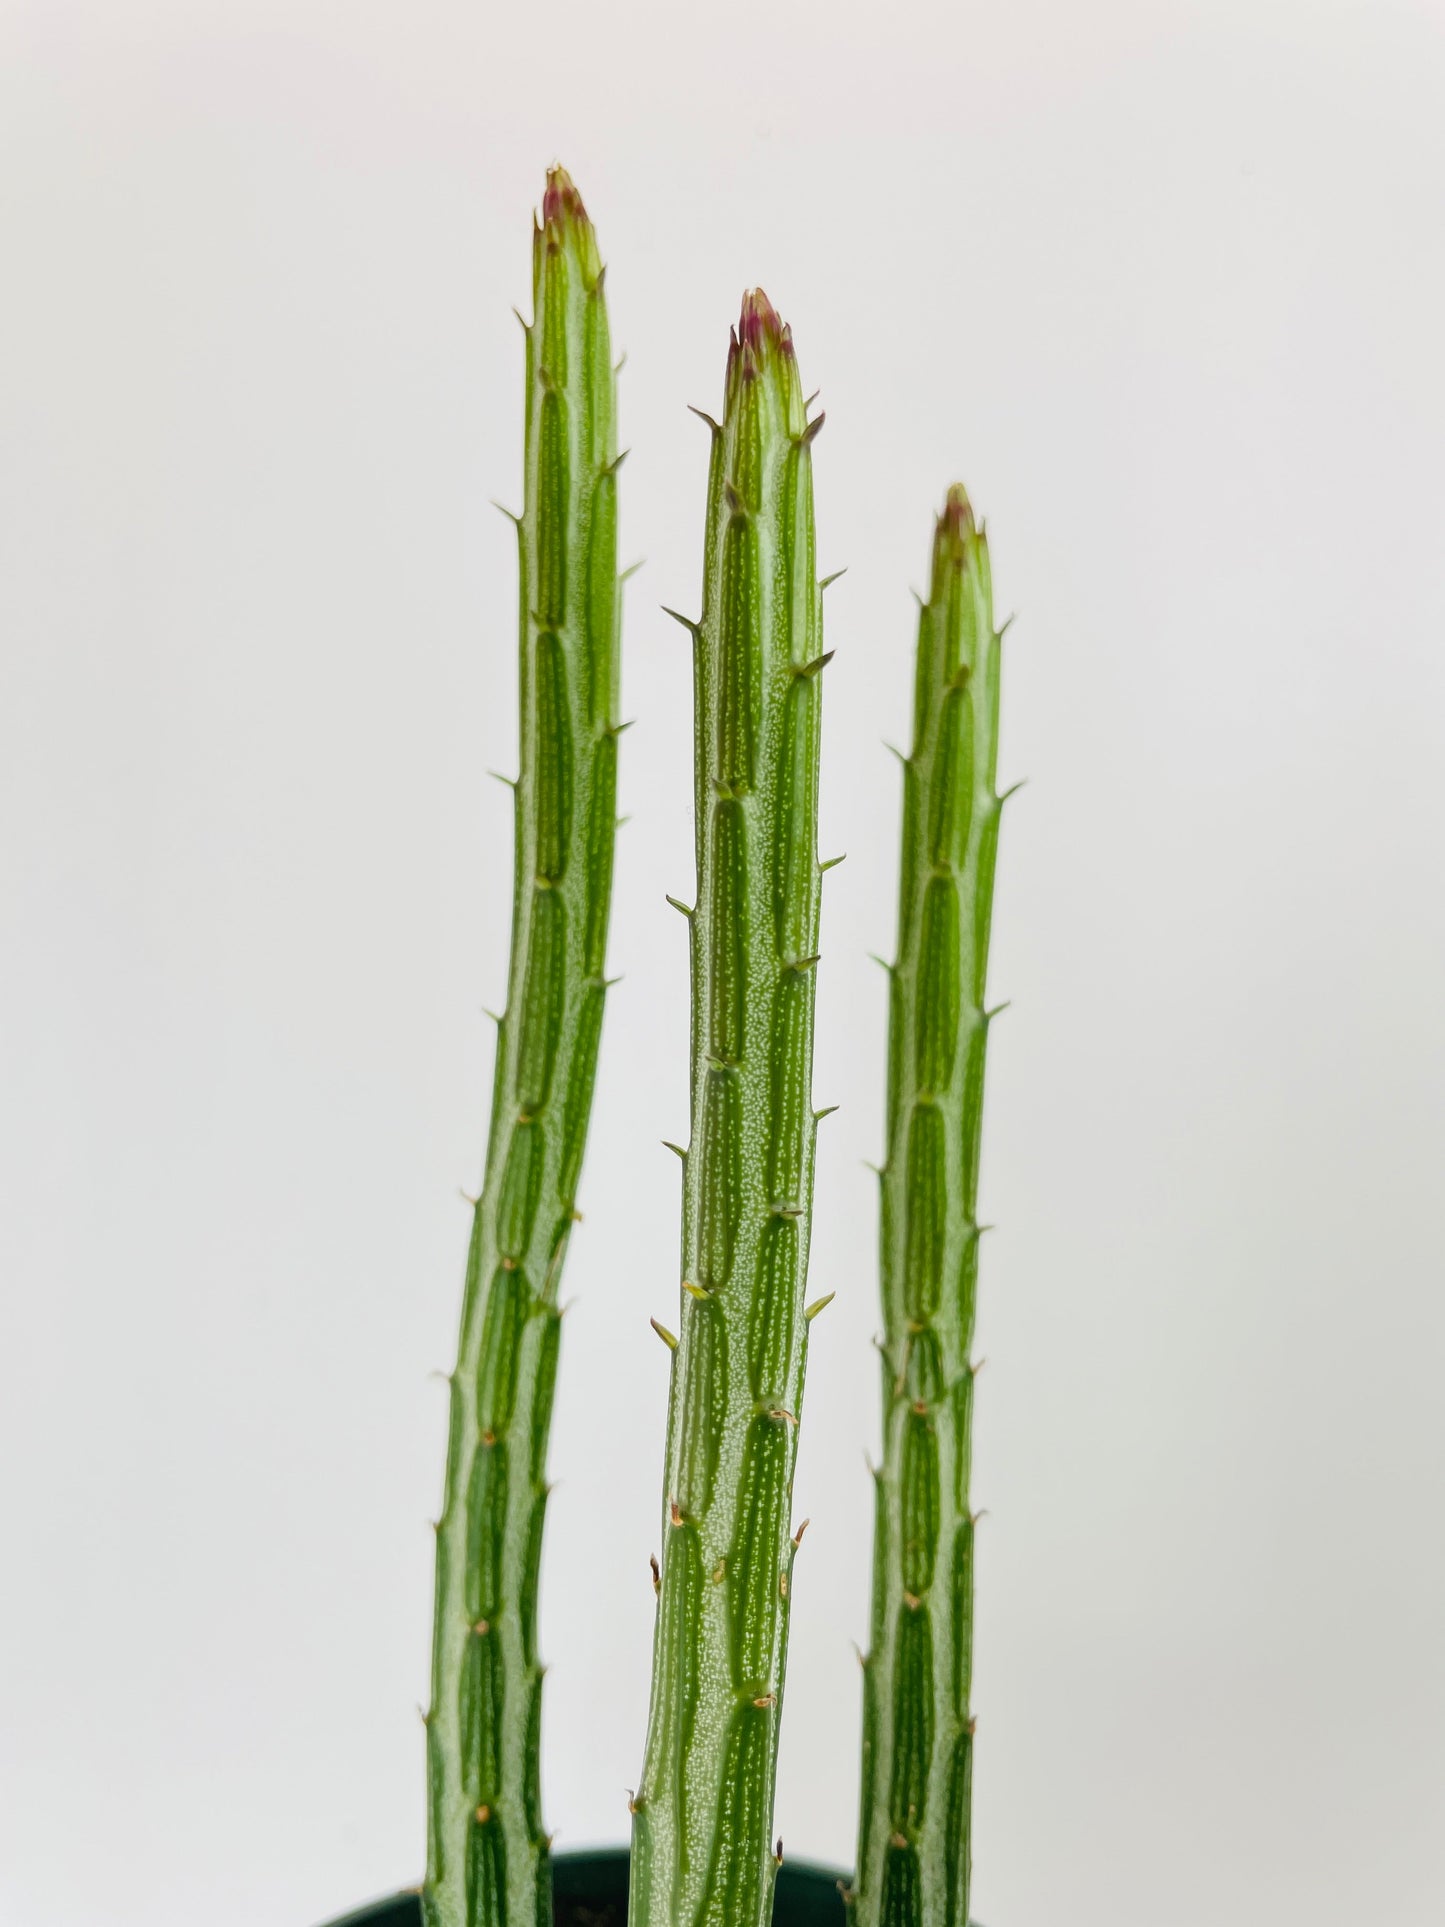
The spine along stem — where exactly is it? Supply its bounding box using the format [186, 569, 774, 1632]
[424, 168, 623, 1927]
[630, 291, 830, 1927]
[848, 489, 1006, 1927]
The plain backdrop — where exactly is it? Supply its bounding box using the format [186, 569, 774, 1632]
[3, 3, 1444, 1924]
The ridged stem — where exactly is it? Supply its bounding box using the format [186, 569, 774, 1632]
[630, 291, 830, 1927]
[424, 168, 622, 1927]
[848, 488, 1005, 1927]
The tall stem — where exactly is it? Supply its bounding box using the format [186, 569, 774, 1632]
[424, 168, 622, 1927]
[849, 489, 1005, 1927]
[630, 291, 830, 1927]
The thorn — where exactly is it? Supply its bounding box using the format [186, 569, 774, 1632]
[890, 1832, 909, 1852]
[473, 1619, 490, 1636]
[795, 650, 834, 680]
[511, 306, 529, 333]
[712, 1556, 726, 1582]
[818, 853, 846, 874]
[649, 1554, 660, 1595]
[620, 559, 645, 583]
[458, 1187, 480, 1208]
[650, 1316, 678, 1351]
[669, 1499, 684, 1528]
[997, 613, 1017, 641]
[616, 814, 631, 830]
[475, 1805, 491, 1825]
[723, 480, 746, 517]
[603, 448, 630, 477]
[793, 1518, 810, 1547]
[813, 1104, 839, 1122]
[665, 895, 694, 918]
[490, 501, 522, 527]
[999, 778, 1028, 804]
[767, 1406, 798, 1426]
[626, 1791, 641, 1816]
[779, 1570, 788, 1600]
[753, 1693, 776, 1708]
[789, 953, 821, 972]
[661, 607, 702, 640]
[615, 352, 628, 375]
[775, 1839, 784, 1866]
[796, 411, 826, 447]
[819, 568, 847, 592]
[682, 1279, 711, 1301]
[661, 1140, 688, 1161]
[805, 1291, 836, 1321]
[985, 1000, 1011, 1023]
[487, 769, 517, 789]
[687, 404, 722, 437]
[803, 388, 821, 411]
[868, 953, 895, 975]
[883, 741, 907, 766]
[903, 1591, 921, 1611]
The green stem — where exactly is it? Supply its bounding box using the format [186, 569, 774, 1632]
[424, 168, 622, 1927]
[849, 488, 1005, 1927]
[630, 291, 829, 1927]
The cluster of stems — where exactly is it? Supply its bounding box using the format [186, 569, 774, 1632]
[423, 170, 1009, 1927]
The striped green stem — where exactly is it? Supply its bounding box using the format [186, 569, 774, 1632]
[849, 488, 1006, 1927]
[424, 168, 623, 1927]
[630, 290, 830, 1927]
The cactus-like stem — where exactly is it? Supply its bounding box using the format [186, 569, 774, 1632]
[849, 489, 1005, 1927]
[630, 291, 828, 1927]
[424, 168, 622, 1927]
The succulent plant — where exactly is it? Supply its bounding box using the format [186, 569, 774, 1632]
[628, 290, 835, 1927]
[847, 487, 1007, 1927]
[422, 167, 624, 1927]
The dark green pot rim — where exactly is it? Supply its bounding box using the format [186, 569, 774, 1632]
[319, 1846, 848, 1927]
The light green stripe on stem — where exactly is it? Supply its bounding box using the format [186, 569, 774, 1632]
[630, 291, 829, 1927]
[850, 487, 1006, 1927]
[425, 167, 622, 1927]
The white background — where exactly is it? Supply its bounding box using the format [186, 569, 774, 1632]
[3, 3, 1444, 1924]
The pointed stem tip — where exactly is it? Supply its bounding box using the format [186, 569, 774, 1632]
[940, 483, 976, 536]
[738, 287, 789, 355]
[542, 164, 588, 230]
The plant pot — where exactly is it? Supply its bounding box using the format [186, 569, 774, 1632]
[319, 1846, 848, 1927]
